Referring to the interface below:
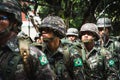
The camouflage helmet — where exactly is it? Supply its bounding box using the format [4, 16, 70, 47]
[80, 23, 100, 40]
[39, 16, 66, 39]
[96, 17, 113, 30]
[0, 0, 22, 31]
[66, 28, 78, 37]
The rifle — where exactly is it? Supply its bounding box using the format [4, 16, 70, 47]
[28, 11, 41, 33]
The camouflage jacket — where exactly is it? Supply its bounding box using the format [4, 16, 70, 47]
[81, 45, 119, 80]
[42, 40, 85, 80]
[104, 38, 120, 79]
[97, 38, 120, 69]
[0, 36, 28, 80]
[29, 46, 56, 80]
[0, 35, 55, 80]
[104, 38, 120, 54]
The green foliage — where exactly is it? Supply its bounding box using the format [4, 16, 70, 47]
[38, 6, 50, 18]
[34, 0, 120, 35]
[69, 17, 82, 29]
[95, 0, 120, 35]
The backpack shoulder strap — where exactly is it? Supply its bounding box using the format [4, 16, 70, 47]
[62, 45, 70, 65]
[81, 48, 86, 62]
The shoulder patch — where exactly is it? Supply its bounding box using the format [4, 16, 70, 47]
[39, 55, 48, 66]
[74, 58, 83, 67]
[109, 59, 115, 67]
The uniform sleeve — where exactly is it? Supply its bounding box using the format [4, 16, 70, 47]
[68, 46, 86, 80]
[103, 49, 119, 80]
[29, 46, 56, 80]
[15, 63, 29, 80]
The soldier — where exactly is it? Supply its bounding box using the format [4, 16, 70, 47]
[79, 23, 119, 80]
[96, 17, 120, 78]
[61, 27, 80, 47]
[0, 0, 28, 80]
[66, 28, 80, 43]
[39, 16, 85, 80]
[0, 0, 55, 80]
[96, 17, 120, 47]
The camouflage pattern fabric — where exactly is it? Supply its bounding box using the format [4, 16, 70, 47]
[79, 23, 100, 41]
[39, 16, 66, 39]
[0, 34, 56, 80]
[41, 40, 85, 80]
[0, 36, 28, 80]
[102, 38, 120, 80]
[82, 45, 119, 80]
[29, 46, 56, 80]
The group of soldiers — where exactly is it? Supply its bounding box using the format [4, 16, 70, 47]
[0, 0, 119, 80]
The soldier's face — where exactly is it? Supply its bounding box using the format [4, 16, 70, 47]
[81, 31, 94, 43]
[98, 27, 109, 37]
[0, 14, 10, 32]
[67, 35, 77, 42]
[41, 28, 54, 40]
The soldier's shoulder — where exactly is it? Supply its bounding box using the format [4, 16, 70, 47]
[61, 38, 82, 49]
[61, 38, 72, 44]
[99, 47, 112, 57]
[110, 36, 120, 42]
[109, 36, 120, 48]
[6, 35, 20, 52]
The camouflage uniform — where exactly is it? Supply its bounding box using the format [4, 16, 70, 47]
[29, 45, 56, 80]
[18, 32, 55, 80]
[81, 45, 119, 80]
[39, 16, 85, 80]
[0, 0, 27, 80]
[0, 36, 28, 80]
[0, 0, 55, 80]
[102, 38, 120, 69]
[79, 23, 118, 80]
[97, 17, 120, 79]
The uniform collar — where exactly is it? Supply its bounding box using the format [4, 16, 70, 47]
[43, 41, 64, 57]
[104, 38, 113, 47]
[86, 46, 100, 59]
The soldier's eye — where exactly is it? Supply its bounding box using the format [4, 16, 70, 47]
[0, 16, 8, 20]
[81, 31, 93, 36]
[98, 28, 104, 31]
[41, 28, 53, 33]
